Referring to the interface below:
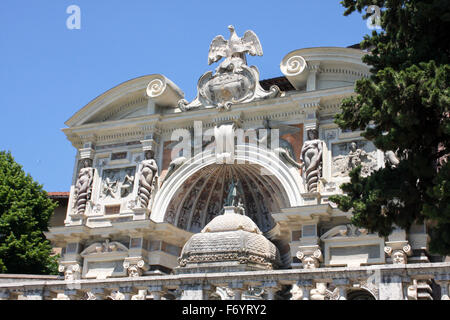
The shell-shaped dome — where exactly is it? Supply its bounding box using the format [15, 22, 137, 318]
[178, 207, 280, 271]
[201, 209, 261, 234]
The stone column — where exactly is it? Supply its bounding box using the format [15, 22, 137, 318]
[379, 275, 403, 300]
[0, 290, 10, 300]
[297, 280, 313, 300]
[439, 282, 449, 300]
[333, 279, 350, 300]
[233, 289, 243, 300]
[435, 275, 450, 300]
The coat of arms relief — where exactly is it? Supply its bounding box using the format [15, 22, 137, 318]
[178, 25, 281, 111]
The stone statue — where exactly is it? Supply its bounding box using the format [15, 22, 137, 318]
[102, 175, 117, 199]
[138, 151, 158, 209]
[310, 283, 327, 300]
[178, 26, 280, 111]
[120, 169, 135, 198]
[107, 291, 125, 300]
[348, 141, 364, 169]
[73, 159, 94, 216]
[300, 129, 322, 193]
[224, 179, 243, 208]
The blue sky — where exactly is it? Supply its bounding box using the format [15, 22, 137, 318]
[0, 1, 370, 192]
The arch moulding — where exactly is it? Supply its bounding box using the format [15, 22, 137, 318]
[150, 144, 304, 223]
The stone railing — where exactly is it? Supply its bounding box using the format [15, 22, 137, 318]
[0, 262, 449, 300]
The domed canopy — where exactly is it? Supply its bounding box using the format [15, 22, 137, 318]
[177, 206, 281, 273]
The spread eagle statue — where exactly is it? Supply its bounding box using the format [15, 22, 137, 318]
[208, 25, 263, 67]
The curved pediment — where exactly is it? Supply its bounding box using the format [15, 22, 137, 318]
[65, 74, 184, 127]
[280, 47, 370, 91]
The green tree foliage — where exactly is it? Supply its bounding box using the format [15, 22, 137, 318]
[330, 0, 450, 254]
[0, 151, 58, 274]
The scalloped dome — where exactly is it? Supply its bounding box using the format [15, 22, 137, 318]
[177, 207, 280, 272]
[201, 210, 261, 234]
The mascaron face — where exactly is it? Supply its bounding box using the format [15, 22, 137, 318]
[392, 251, 406, 264]
[303, 256, 318, 269]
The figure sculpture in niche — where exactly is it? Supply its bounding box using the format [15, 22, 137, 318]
[138, 151, 158, 209]
[73, 159, 94, 216]
[300, 129, 322, 193]
[332, 141, 377, 177]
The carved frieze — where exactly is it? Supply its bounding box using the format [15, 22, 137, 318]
[332, 141, 377, 177]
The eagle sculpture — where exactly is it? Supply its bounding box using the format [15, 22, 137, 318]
[208, 25, 263, 66]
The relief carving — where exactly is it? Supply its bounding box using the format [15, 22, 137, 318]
[332, 141, 377, 177]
